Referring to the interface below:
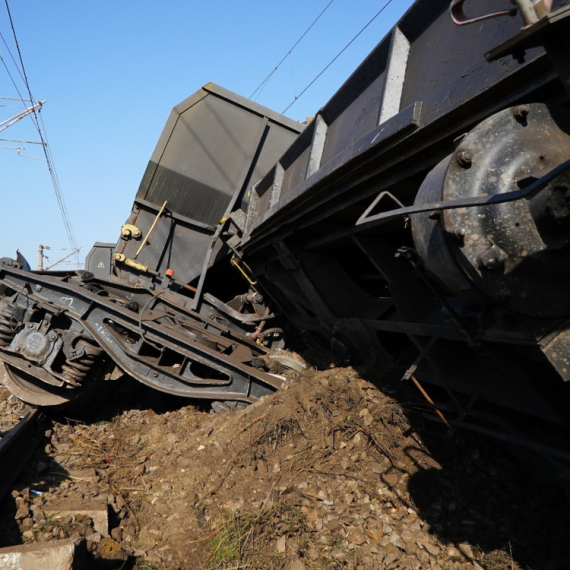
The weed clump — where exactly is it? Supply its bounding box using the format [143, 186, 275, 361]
[207, 504, 310, 569]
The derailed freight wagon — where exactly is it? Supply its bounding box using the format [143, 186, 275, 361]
[2, 0, 570, 478]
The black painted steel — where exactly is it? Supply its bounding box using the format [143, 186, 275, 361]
[4, 0, 570, 476]
[0, 261, 282, 405]
[412, 103, 570, 318]
[117, 83, 302, 289]
[217, 0, 570, 473]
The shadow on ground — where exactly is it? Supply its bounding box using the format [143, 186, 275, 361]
[355, 363, 570, 570]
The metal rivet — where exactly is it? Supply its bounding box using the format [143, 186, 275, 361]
[456, 151, 473, 168]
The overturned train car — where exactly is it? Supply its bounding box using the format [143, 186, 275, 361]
[2, 0, 570, 477]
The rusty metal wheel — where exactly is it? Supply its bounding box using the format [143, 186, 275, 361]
[0, 359, 103, 408]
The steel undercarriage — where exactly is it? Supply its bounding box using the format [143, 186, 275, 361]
[4, 0, 570, 481]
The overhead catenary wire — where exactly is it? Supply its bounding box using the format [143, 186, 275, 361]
[282, 0, 395, 114]
[249, 0, 334, 101]
[0, 28, 39, 133]
[3, 0, 81, 267]
[0, 29, 26, 84]
[0, 51, 27, 106]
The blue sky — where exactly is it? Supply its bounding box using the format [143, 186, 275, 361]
[0, 0, 414, 270]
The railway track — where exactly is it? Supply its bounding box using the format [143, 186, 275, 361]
[0, 396, 43, 504]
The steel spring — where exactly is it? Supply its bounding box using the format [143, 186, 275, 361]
[61, 340, 104, 386]
[0, 304, 18, 348]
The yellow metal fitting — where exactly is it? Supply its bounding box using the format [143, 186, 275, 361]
[120, 224, 142, 239]
[112, 253, 149, 274]
[230, 255, 257, 285]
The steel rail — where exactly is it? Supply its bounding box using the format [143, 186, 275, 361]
[0, 407, 44, 504]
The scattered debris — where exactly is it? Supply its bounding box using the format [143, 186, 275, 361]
[1, 367, 569, 569]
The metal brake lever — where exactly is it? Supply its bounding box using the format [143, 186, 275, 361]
[450, 0, 516, 26]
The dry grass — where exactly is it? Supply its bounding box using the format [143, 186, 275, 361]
[62, 423, 145, 531]
[206, 503, 310, 569]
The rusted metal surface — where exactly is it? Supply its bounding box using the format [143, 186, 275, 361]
[4, 0, 570, 478]
[417, 103, 570, 318]
[449, 0, 516, 26]
[0, 259, 284, 407]
[0, 408, 43, 504]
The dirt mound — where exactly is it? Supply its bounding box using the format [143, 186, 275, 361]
[1, 365, 569, 569]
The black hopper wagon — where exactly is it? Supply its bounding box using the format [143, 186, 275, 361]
[2, 0, 570, 480]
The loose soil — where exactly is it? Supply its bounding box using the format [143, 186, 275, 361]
[1, 359, 569, 569]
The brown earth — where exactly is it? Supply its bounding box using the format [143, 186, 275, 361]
[1, 360, 569, 569]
